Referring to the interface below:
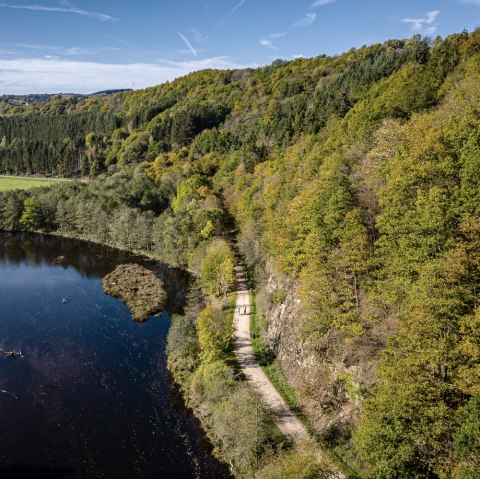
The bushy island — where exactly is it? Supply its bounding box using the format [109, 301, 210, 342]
[102, 263, 167, 322]
[1, 30, 480, 478]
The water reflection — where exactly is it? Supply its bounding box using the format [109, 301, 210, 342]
[0, 233, 231, 479]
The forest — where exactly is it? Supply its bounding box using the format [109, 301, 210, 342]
[1, 30, 480, 478]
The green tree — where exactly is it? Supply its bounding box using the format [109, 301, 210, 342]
[197, 305, 232, 363]
[353, 248, 478, 478]
[211, 386, 272, 477]
[200, 239, 235, 297]
[453, 395, 480, 479]
[19, 197, 41, 230]
[0, 192, 24, 230]
[171, 174, 206, 213]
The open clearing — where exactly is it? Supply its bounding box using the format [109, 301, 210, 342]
[0, 175, 70, 192]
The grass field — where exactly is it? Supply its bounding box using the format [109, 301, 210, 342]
[0, 176, 69, 192]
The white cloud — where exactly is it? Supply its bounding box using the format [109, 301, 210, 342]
[0, 57, 250, 94]
[259, 39, 276, 49]
[177, 32, 197, 57]
[0, 1, 118, 22]
[294, 12, 316, 28]
[403, 10, 440, 35]
[309, 0, 338, 7]
[268, 33, 287, 40]
[259, 32, 286, 50]
[425, 10, 440, 23]
[13, 43, 119, 56]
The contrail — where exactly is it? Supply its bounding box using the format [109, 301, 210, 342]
[204, 0, 246, 42]
[178, 32, 198, 57]
[0, 1, 118, 22]
[89, 28, 140, 50]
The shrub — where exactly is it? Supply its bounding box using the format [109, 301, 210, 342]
[197, 304, 233, 363]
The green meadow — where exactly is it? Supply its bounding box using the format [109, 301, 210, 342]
[0, 176, 68, 192]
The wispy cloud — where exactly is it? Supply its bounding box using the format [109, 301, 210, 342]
[191, 28, 204, 42]
[0, 56, 250, 94]
[0, 49, 17, 56]
[294, 12, 316, 28]
[203, 0, 246, 42]
[0, 0, 118, 22]
[12, 43, 119, 56]
[309, 0, 338, 7]
[403, 10, 440, 35]
[178, 32, 198, 57]
[89, 29, 139, 50]
[259, 32, 286, 50]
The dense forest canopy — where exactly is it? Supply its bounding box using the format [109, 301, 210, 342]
[1, 30, 480, 478]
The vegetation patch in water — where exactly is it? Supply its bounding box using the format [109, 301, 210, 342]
[103, 263, 166, 321]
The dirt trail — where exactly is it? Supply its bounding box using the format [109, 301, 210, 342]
[233, 265, 309, 442]
[233, 265, 347, 478]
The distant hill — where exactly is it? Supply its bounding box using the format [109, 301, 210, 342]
[1, 30, 480, 478]
[0, 88, 132, 107]
[87, 89, 133, 97]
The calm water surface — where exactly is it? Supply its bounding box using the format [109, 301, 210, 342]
[0, 233, 232, 479]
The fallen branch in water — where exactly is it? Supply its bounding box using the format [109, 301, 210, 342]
[3, 349, 23, 359]
[1, 390, 18, 400]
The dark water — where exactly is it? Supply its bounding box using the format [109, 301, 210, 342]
[0, 233, 232, 479]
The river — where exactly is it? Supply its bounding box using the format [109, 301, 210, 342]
[0, 233, 232, 479]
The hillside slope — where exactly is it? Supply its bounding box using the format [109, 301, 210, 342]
[1, 31, 480, 478]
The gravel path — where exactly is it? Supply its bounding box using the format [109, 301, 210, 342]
[233, 266, 309, 443]
[233, 265, 347, 478]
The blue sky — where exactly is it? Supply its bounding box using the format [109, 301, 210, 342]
[0, 0, 478, 94]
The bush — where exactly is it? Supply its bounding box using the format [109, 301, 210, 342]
[211, 385, 280, 478]
[197, 304, 233, 363]
[189, 361, 236, 415]
[255, 444, 333, 479]
[167, 315, 200, 384]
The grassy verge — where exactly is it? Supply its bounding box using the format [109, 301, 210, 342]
[0, 175, 71, 192]
[224, 292, 241, 368]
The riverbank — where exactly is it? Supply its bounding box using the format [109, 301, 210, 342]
[167, 265, 346, 479]
[3, 229, 349, 478]
[0, 231, 231, 478]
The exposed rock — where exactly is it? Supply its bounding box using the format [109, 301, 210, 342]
[259, 262, 390, 439]
[103, 263, 166, 322]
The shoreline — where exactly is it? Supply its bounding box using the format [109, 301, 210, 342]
[0, 229, 235, 473]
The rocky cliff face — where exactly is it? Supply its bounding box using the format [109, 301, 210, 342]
[259, 263, 397, 441]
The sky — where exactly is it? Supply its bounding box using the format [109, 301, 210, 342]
[0, 0, 478, 94]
